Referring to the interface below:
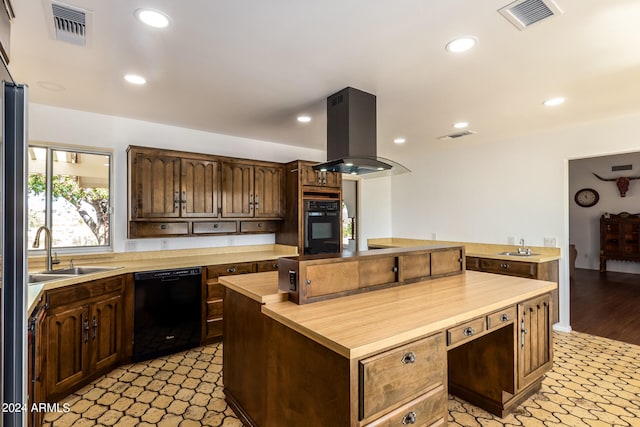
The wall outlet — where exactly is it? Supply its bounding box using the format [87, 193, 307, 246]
[431, 233, 437, 240]
[125, 241, 137, 251]
[507, 236, 515, 245]
[543, 237, 557, 247]
[161, 239, 169, 249]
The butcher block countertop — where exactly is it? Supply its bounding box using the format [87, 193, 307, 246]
[220, 270, 557, 359]
[368, 237, 561, 263]
[27, 244, 296, 314]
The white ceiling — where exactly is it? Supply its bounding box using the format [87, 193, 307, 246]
[8, 0, 640, 156]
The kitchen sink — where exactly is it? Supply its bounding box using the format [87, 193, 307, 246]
[498, 251, 539, 257]
[28, 266, 124, 284]
[27, 273, 76, 284]
[39, 266, 123, 275]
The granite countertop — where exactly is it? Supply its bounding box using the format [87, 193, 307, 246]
[27, 244, 297, 315]
[367, 238, 561, 263]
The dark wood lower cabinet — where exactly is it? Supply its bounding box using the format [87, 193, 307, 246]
[467, 256, 559, 324]
[42, 276, 126, 403]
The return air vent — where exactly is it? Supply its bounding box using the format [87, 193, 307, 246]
[498, 0, 562, 31]
[438, 130, 477, 141]
[44, 1, 92, 46]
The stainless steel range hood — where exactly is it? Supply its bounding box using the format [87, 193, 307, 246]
[313, 87, 410, 177]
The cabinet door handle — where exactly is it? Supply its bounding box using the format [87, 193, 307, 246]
[521, 318, 528, 348]
[92, 317, 98, 340]
[392, 266, 398, 273]
[402, 411, 417, 425]
[401, 351, 416, 364]
[249, 194, 254, 210]
[463, 327, 475, 337]
[174, 191, 179, 210]
[181, 191, 186, 210]
[501, 313, 510, 322]
[83, 319, 90, 343]
[255, 195, 259, 210]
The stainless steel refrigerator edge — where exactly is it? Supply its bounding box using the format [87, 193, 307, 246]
[1, 53, 28, 426]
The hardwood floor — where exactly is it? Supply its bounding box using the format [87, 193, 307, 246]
[571, 267, 640, 346]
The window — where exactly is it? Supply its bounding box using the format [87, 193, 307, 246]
[27, 145, 112, 251]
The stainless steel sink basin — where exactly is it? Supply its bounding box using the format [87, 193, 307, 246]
[499, 251, 539, 257]
[39, 266, 123, 275]
[29, 266, 124, 284]
[27, 273, 76, 284]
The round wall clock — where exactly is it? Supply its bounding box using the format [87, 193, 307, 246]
[574, 188, 599, 207]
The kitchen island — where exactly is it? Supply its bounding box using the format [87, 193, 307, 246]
[220, 257, 557, 427]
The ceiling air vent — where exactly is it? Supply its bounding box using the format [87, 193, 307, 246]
[438, 130, 476, 141]
[44, 1, 92, 46]
[498, 0, 562, 31]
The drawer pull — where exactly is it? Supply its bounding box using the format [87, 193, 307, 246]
[160, 224, 167, 230]
[500, 263, 509, 269]
[213, 224, 219, 229]
[463, 327, 475, 337]
[227, 267, 236, 273]
[258, 222, 263, 228]
[500, 313, 510, 322]
[401, 351, 416, 364]
[392, 266, 398, 273]
[402, 411, 417, 425]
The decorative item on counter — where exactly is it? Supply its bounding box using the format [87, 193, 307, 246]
[592, 172, 640, 197]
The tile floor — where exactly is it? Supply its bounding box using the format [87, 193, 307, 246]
[43, 331, 640, 426]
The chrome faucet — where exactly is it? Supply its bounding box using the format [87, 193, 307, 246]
[517, 239, 531, 255]
[33, 226, 60, 271]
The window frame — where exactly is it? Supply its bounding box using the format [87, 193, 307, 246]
[27, 143, 114, 254]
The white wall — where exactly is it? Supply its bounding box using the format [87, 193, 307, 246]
[387, 111, 640, 330]
[28, 103, 325, 253]
[569, 152, 640, 273]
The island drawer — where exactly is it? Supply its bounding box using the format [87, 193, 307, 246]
[486, 305, 516, 330]
[363, 384, 446, 427]
[359, 333, 445, 421]
[447, 316, 486, 347]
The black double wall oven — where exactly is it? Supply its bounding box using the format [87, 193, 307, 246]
[303, 197, 341, 255]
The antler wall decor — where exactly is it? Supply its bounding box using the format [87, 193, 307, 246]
[593, 173, 640, 197]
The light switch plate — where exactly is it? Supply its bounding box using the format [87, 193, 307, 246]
[507, 236, 515, 245]
[544, 237, 557, 247]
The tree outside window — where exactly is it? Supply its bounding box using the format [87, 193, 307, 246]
[28, 146, 112, 250]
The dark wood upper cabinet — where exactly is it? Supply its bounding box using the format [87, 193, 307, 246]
[127, 146, 286, 238]
[130, 151, 181, 219]
[254, 165, 285, 218]
[221, 161, 254, 218]
[181, 158, 221, 217]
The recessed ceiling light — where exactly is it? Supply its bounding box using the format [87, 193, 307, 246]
[394, 137, 406, 144]
[297, 115, 311, 123]
[543, 97, 566, 107]
[124, 74, 146, 85]
[135, 9, 171, 28]
[453, 122, 469, 129]
[445, 36, 478, 53]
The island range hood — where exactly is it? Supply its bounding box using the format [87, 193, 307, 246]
[313, 87, 410, 177]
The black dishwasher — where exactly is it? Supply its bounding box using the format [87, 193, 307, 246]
[133, 267, 202, 362]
